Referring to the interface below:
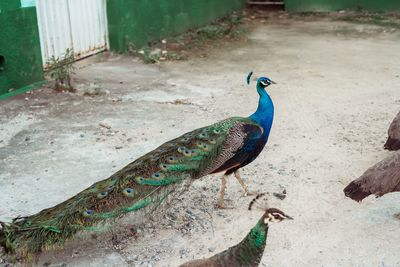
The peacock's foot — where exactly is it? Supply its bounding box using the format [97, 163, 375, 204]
[233, 171, 257, 197]
[215, 203, 234, 209]
[215, 199, 234, 209]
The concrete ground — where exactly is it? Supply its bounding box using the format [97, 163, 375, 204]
[1, 14, 400, 267]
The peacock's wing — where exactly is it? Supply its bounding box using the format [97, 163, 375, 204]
[0, 116, 261, 256]
[127, 116, 263, 179]
[208, 121, 264, 174]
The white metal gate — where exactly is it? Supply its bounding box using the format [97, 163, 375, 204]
[36, 0, 108, 67]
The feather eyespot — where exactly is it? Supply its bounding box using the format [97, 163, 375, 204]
[198, 133, 207, 139]
[213, 129, 221, 134]
[97, 192, 108, 199]
[107, 185, 115, 191]
[83, 210, 94, 217]
[183, 149, 192, 157]
[178, 146, 186, 153]
[201, 144, 209, 151]
[196, 141, 204, 148]
[160, 163, 169, 170]
[123, 188, 135, 197]
[167, 156, 177, 163]
[181, 137, 190, 142]
[208, 138, 216, 144]
[152, 172, 165, 179]
[135, 176, 145, 184]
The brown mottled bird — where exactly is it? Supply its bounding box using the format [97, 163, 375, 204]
[180, 194, 292, 267]
[344, 152, 400, 202]
[384, 111, 400, 151]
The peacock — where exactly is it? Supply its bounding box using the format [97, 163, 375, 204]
[344, 151, 400, 202]
[0, 72, 276, 258]
[384, 111, 400, 151]
[180, 193, 292, 267]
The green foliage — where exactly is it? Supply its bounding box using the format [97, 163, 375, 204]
[140, 47, 161, 64]
[195, 25, 226, 40]
[226, 11, 245, 38]
[192, 12, 245, 42]
[128, 44, 161, 64]
[47, 48, 76, 92]
[129, 11, 246, 64]
[337, 11, 400, 29]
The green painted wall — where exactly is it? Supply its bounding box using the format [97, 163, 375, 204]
[106, 0, 247, 52]
[286, 0, 400, 12]
[0, 1, 44, 97]
[0, 0, 20, 11]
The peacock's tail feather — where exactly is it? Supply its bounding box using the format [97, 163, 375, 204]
[0, 117, 260, 258]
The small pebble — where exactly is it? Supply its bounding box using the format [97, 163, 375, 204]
[99, 122, 112, 129]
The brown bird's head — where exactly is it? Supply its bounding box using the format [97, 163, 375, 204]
[248, 193, 293, 224]
[263, 208, 293, 223]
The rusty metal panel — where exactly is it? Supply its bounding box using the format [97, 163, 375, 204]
[36, 0, 108, 67]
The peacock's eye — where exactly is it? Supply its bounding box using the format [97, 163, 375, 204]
[272, 213, 283, 220]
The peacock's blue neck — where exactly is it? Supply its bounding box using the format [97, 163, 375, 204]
[249, 87, 274, 137]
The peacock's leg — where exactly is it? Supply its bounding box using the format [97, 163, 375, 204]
[234, 170, 256, 196]
[217, 174, 229, 209]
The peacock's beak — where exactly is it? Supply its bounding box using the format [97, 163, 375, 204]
[270, 80, 277, 84]
[285, 214, 293, 220]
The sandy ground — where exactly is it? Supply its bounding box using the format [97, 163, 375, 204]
[1, 15, 400, 267]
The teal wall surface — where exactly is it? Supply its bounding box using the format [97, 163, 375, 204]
[286, 0, 400, 12]
[0, 1, 44, 97]
[106, 0, 247, 52]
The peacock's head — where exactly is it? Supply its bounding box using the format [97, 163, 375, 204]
[246, 71, 276, 90]
[248, 193, 293, 224]
[264, 208, 293, 223]
[257, 77, 276, 89]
